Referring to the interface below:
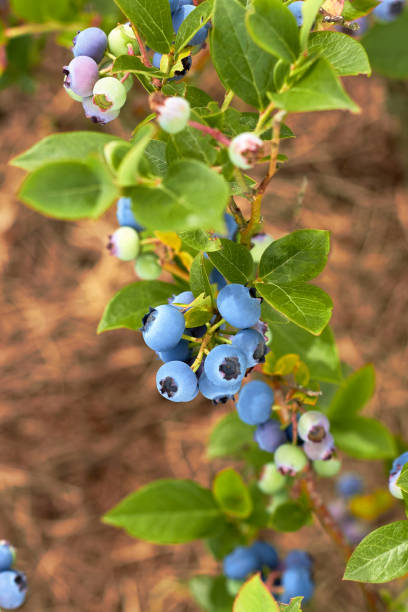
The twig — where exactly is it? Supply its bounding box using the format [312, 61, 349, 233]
[131, 24, 151, 67]
[188, 121, 231, 147]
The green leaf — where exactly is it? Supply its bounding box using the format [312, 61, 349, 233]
[211, 0, 277, 109]
[189, 575, 234, 612]
[180, 229, 222, 253]
[184, 297, 214, 327]
[331, 416, 396, 460]
[308, 31, 371, 76]
[208, 412, 254, 459]
[129, 160, 228, 231]
[233, 574, 280, 612]
[104, 479, 223, 544]
[207, 522, 246, 560]
[190, 252, 215, 302]
[18, 157, 118, 221]
[268, 323, 342, 384]
[144, 140, 168, 177]
[342, 0, 379, 20]
[280, 598, 304, 611]
[269, 501, 311, 532]
[208, 238, 254, 284]
[397, 464, 408, 495]
[362, 12, 408, 79]
[269, 57, 360, 113]
[10, 0, 76, 22]
[97, 280, 176, 333]
[259, 229, 330, 283]
[175, 0, 214, 52]
[300, 0, 324, 49]
[11, 132, 121, 172]
[255, 281, 333, 335]
[344, 521, 408, 583]
[117, 125, 155, 187]
[113, 0, 173, 54]
[213, 468, 253, 518]
[328, 364, 375, 419]
[246, 0, 300, 63]
[112, 54, 164, 76]
[166, 116, 217, 166]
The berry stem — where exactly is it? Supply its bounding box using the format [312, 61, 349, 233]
[188, 121, 231, 147]
[220, 89, 234, 112]
[228, 198, 247, 230]
[190, 333, 212, 372]
[162, 262, 190, 282]
[130, 23, 151, 68]
[181, 334, 203, 344]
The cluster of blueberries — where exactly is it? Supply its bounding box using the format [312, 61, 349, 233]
[0, 542, 27, 610]
[388, 451, 408, 499]
[223, 543, 314, 604]
[62, 0, 209, 125]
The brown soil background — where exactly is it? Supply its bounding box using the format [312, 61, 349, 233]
[1, 41, 408, 612]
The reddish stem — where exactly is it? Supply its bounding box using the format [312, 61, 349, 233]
[188, 120, 231, 147]
[131, 25, 151, 67]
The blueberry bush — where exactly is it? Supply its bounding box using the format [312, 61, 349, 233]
[4, 0, 408, 609]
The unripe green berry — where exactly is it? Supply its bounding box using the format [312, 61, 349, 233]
[157, 96, 191, 134]
[93, 77, 127, 112]
[229, 132, 263, 170]
[108, 227, 140, 261]
[108, 23, 140, 57]
[313, 457, 342, 477]
[258, 462, 287, 495]
[274, 443, 307, 476]
[135, 253, 162, 280]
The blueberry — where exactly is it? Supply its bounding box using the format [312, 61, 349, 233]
[198, 372, 241, 403]
[373, 0, 404, 20]
[285, 550, 313, 571]
[228, 132, 263, 170]
[210, 267, 227, 291]
[93, 77, 127, 112]
[157, 96, 191, 134]
[156, 360, 198, 402]
[288, 1, 304, 26]
[298, 410, 330, 443]
[63, 56, 99, 98]
[336, 472, 363, 498]
[82, 96, 120, 124]
[224, 212, 238, 241]
[217, 284, 261, 329]
[232, 328, 267, 368]
[250, 541, 279, 570]
[171, 291, 195, 309]
[117, 197, 144, 231]
[0, 541, 15, 571]
[258, 462, 287, 495]
[274, 444, 307, 476]
[251, 234, 274, 263]
[108, 23, 140, 57]
[142, 304, 185, 351]
[313, 457, 341, 477]
[392, 451, 408, 473]
[153, 52, 192, 81]
[254, 419, 286, 453]
[63, 84, 83, 102]
[107, 227, 140, 261]
[169, 0, 180, 11]
[223, 546, 260, 581]
[236, 380, 273, 426]
[73, 27, 108, 63]
[0, 570, 28, 610]
[135, 253, 162, 280]
[204, 344, 247, 389]
[342, 518, 368, 545]
[158, 339, 191, 363]
[304, 433, 335, 461]
[172, 5, 209, 46]
[388, 454, 408, 500]
[281, 567, 314, 604]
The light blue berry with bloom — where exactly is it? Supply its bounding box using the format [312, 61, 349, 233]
[142, 305, 185, 352]
[204, 344, 247, 389]
[0, 570, 28, 610]
[232, 328, 267, 368]
[236, 380, 273, 426]
[73, 27, 108, 63]
[0, 541, 15, 572]
[117, 197, 144, 231]
[217, 284, 261, 329]
[156, 360, 198, 402]
[288, 1, 304, 26]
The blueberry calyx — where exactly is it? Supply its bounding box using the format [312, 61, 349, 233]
[219, 356, 241, 381]
[253, 341, 266, 363]
[142, 307, 157, 330]
[307, 425, 326, 443]
[159, 376, 178, 398]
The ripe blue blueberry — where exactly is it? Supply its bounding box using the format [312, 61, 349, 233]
[298, 410, 330, 443]
[373, 0, 404, 20]
[204, 345, 247, 389]
[172, 5, 210, 46]
[156, 96, 191, 134]
[0, 541, 15, 571]
[223, 546, 260, 581]
[232, 328, 267, 368]
[210, 267, 227, 291]
[142, 305, 185, 352]
[285, 550, 313, 571]
[250, 541, 279, 570]
[169, 0, 180, 11]
[156, 361, 198, 402]
[171, 291, 195, 309]
[0, 570, 28, 610]
[93, 77, 127, 112]
[135, 253, 162, 280]
[228, 132, 263, 170]
[274, 444, 307, 476]
[258, 462, 287, 494]
[217, 284, 261, 329]
[82, 96, 119, 124]
[392, 451, 408, 473]
[107, 227, 140, 261]
[199, 372, 241, 403]
[224, 212, 238, 241]
[117, 197, 144, 231]
[108, 23, 140, 56]
[337, 473, 363, 498]
[288, 1, 304, 26]
[153, 52, 192, 81]
[251, 233, 274, 263]
[63, 56, 99, 98]
[281, 567, 314, 604]
[73, 27, 108, 63]
[389, 452, 408, 499]
[254, 419, 286, 453]
[158, 339, 191, 363]
[236, 380, 274, 426]
[304, 433, 335, 461]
